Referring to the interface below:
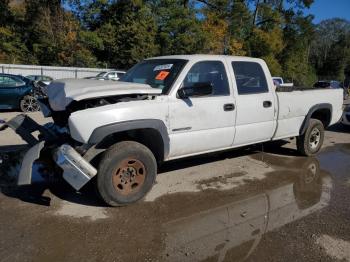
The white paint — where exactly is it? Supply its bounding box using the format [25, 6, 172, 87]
[55, 200, 108, 221]
[275, 89, 343, 139]
[66, 54, 343, 160]
[316, 235, 350, 261]
[48, 79, 161, 111]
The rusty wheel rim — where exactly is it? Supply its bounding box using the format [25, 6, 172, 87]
[112, 158, 146, 196]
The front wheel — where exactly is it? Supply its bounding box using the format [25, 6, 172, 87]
[296, 119, 325, 156]
[97, 141, 157, 206]
[20, 95, 40, 112]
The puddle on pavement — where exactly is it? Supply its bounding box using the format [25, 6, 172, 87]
[1, 143, 350, 261]
[156, 156, 332, 261]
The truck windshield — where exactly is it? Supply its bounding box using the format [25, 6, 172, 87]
[120, 59, 188, 94]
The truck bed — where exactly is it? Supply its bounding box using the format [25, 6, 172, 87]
[273, 88, 343, 140]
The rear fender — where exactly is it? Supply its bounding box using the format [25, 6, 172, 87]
[299, 103, 332, 135]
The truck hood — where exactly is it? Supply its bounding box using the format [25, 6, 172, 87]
[46, 79, 162, 111]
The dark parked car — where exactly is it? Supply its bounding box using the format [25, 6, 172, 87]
[313, 80, 349, 99]
[0, 73, 40, 112]
[313, 80, 341, 89]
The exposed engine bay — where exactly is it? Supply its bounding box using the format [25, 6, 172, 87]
[38, 94, 151, 127]
[35, 78, 162, 128]
[0, 79, 162, 191]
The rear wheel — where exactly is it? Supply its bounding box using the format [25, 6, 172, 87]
[97, 141, 157, 206]
[297, 119, 324, 156]
[20, 95, 40, 112]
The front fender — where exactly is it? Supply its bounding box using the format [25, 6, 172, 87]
[87, 119, 170, 158]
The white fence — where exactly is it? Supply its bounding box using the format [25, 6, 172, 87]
[0, 64, 114, 79]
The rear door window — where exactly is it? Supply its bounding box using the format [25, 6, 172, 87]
[232, 62, 268, 95]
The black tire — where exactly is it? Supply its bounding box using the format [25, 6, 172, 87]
[97, 141, 157, 206]
[296, 119, 324, 156]
[20, 95, 40, 112]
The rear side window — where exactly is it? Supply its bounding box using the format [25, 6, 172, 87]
[183, 61, 230, 96]
[232, 62, 268, 94]
[0, 76, 24, 87]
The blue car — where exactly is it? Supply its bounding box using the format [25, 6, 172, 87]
[0, 73, 40, 112]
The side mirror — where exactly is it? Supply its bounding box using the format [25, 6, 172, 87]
[177, 82, 213, 99]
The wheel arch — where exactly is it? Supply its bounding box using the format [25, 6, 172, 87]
[86, 119, 169, 163]
[17, 88, 33, 108]
[299, 103, 332, 135]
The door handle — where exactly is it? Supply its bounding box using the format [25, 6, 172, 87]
[263, 101, 272, 108]
[223, 103, 235, 111]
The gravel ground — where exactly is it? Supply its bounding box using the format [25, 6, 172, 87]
[0, 111, 350, 262]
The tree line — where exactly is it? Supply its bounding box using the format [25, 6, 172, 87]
[1, 0, 349, 86]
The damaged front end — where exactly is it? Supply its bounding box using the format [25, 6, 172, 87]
[1, 78, 161, 191]
[0, 113, 97, 191]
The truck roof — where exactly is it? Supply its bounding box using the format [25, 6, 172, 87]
[146, 54, 264, 63]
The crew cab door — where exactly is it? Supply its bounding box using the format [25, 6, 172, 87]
[227, 59, 276, 146]
[168, 60, 236, 158]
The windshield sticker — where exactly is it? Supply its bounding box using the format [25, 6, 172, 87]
[153, 64, 173, 71]
[155, 71, 170, 80]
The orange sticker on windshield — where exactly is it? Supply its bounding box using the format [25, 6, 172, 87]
[155, 71, 170, 80]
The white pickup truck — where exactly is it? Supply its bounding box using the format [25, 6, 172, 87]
[1, 55, 343, 206]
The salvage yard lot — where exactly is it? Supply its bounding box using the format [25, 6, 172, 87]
[1, 111, 350, 262]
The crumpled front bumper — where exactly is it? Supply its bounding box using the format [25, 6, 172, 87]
[1, 114, 97, 190]
[53, 144, 97, 190]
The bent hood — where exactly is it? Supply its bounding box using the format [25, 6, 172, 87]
[46, 79, 162, 111]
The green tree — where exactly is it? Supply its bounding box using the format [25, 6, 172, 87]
[310, 18, 350, 80]
[96, 0, 158, 69]
[24, 0, 98, 66]
[200, 0, 248, 55]
[280, 13, 317, 85]
[149, 0, 206, 55]
[0, 0, 31, 63]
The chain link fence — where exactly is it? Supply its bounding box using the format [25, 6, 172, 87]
[0, 64, 114, 80]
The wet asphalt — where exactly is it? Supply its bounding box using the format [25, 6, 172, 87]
[0, 116, 350, 262]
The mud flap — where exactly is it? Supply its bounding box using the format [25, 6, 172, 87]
[17, 141, 45, 185]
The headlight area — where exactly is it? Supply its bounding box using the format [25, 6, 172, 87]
[67, 117, 86, 144]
